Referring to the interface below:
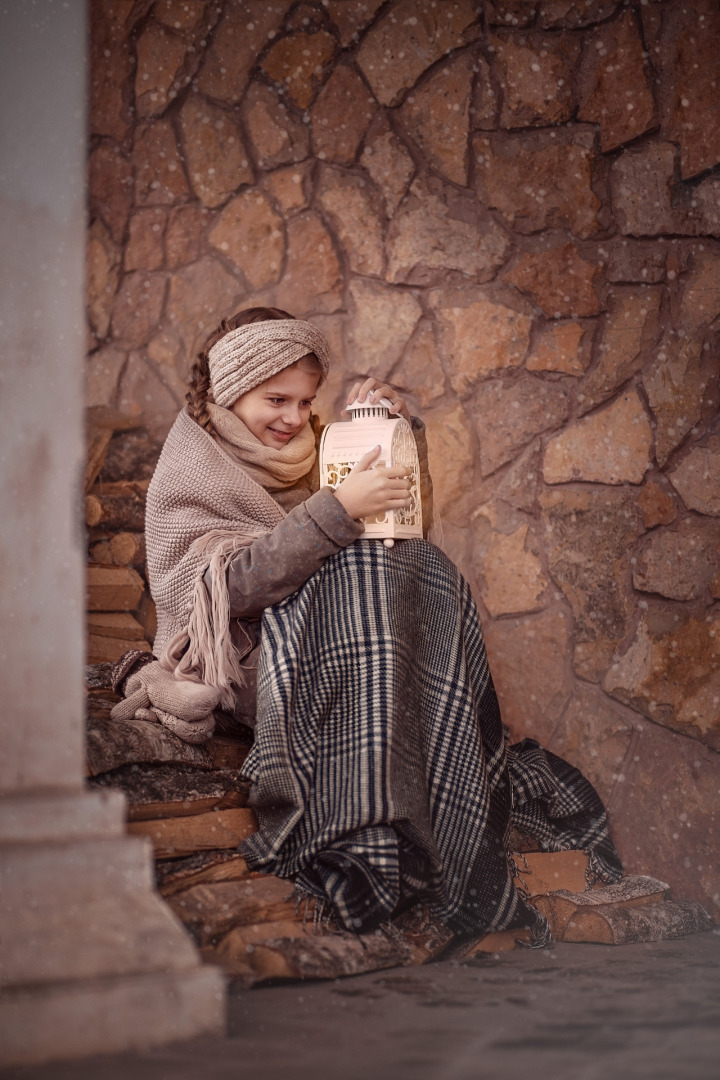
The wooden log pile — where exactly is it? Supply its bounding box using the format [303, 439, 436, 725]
[84, 408, 161, 663]
[86, 665, 714, 985]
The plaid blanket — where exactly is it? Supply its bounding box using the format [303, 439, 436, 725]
[240, 541, 622, 936]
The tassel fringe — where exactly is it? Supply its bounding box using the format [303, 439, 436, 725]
[159, 530, 259, 710]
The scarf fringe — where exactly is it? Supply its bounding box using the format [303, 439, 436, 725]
[159, 531, 258, 710]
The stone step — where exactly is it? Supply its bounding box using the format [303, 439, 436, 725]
[2, 837, 199, 986]
[0, 966, 224, 1067]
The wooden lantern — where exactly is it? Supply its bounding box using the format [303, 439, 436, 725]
[319, 397, 423, 544]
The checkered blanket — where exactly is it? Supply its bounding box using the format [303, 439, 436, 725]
[240, 541, 622, 936]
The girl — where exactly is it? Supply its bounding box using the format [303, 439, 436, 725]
[113, 307, 621, 940]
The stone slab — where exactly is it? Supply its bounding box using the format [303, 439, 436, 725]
[0, 789, 125, 843]
[473, 127, 602, 238]
[483, 607, 572, 747]
[603, 609, 720, 751]
[576, 8, 655, 152]
[669, 438, 720, 516]
[539, 486, 639, 656]
[473, 375, 570, 477]
[430, 288, 531, 393]
[312, 64, 376, 164]
[633, 517, 720, 602]
[356, 0, 478, 106]
[492, 30, 579, 128]
[8, 933, 720, 1077]
[388, 177, 510, 286]
[398, 51, 473, 184]
[543, 390, 653, 486]
[1, 835, 198, 986]
[608, 719, 720, 916]
[0, 966, 224, 1067]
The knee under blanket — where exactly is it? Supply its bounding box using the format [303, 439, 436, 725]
[240, 540, 622, 936]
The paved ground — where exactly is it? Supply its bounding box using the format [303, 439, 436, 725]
[4, 930, 720, 1080]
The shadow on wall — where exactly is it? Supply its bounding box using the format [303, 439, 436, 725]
[86, 0, 720, 915]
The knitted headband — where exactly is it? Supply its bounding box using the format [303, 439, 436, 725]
[207, 320, 330, 408]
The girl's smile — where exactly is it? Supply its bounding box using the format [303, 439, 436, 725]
[229, 363, 320, 448]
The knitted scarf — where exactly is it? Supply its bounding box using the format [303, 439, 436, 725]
[145, 407, 314, 708]
[206, 403, 315, 504]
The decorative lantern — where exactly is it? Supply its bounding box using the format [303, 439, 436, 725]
[319, 397, 423, 545]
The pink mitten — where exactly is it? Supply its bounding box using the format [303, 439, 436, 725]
[110, 660, 220, 741]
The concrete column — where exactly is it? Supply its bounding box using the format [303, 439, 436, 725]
[0, 3, 225, 1065]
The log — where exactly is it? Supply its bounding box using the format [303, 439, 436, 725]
[89, 540, 113, 564]
[564, 899, 713, 944]
[207, 735, 252, 771]
[100, 428, 162, 483]
[87, 564, 145, 611]
[392, 904, 455, 963]
[84, 427, 114, 494]
[85, 407, 141, 493]
[156, 852, 251, 898]
[87, 405, 144, 435]
[85, 490, 145, 531]
[88, 761, 249, 816]
[134, 591, 157, 642]
[205, 920, 318, 977]
[86, 711, 212, 775]
[90, 479, 150, 496]
[128, 790, 247, 822]
[87, 633, 152, 664]
[87, 611, 147, 641]
[219, 927, 415, 984]
[85, 662, 116, 691]
[126, 806, 258, 858]
[109, 531, 146, 569]
[512, 849, 590, 897]
[165, 875, 297, 944]
[459, 928, 531, 958]
[532, 875, 670, 940]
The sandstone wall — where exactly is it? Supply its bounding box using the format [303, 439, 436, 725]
[87, 0, 720, 914]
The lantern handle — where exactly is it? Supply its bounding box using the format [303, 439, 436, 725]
[346, 395, 395, 414]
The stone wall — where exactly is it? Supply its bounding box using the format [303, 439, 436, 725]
[88, 0, 720, 914]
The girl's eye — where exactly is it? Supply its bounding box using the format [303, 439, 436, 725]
[269, 398, 284, 405]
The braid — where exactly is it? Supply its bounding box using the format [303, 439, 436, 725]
[186, 344, 214, 432]
[185, 307, 294, 434]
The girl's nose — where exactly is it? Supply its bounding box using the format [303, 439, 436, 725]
[281, 404, 301, 427]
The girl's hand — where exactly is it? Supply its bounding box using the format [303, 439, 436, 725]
[333, 445, 412, 521]
[345, 378, 411, 423]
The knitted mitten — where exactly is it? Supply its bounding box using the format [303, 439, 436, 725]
[134, 705, 216, 744]
[110, 660, 220, 737]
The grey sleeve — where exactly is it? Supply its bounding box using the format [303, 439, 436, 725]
[214, 488, 363, 619]
[411, 416, 434, 538]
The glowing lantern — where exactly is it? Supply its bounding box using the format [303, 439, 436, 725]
[319, 396, 423, 545]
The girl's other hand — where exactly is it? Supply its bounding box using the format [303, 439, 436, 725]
[333, 445, 412, 521]
[345, 378, 411, 423]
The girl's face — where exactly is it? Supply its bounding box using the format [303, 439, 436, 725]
[230, 363, 320, 448]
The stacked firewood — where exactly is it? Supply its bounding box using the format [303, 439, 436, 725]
[85, 666, 713, 985]
[85, 673, 457, 983]
[85, 407, 160, 663]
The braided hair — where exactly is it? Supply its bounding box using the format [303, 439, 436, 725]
[186, 306, 295, 433]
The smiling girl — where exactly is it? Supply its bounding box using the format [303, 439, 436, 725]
[113, 306, 622, 940]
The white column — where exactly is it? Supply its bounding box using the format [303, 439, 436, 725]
[0, 3, 224, 1065]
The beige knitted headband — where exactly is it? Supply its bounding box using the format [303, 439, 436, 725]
[207, 320, 330, 408]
